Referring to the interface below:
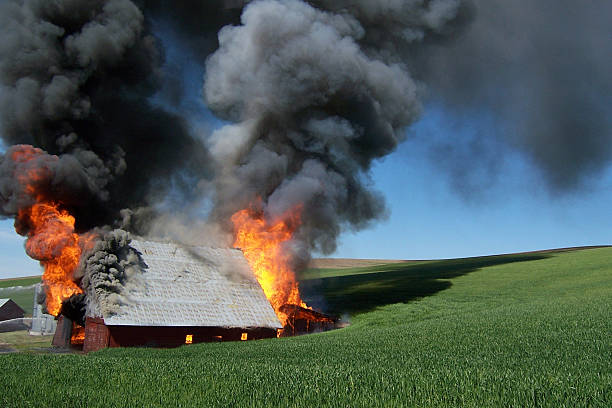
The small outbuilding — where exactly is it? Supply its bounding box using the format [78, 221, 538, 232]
[0, 299, 25, 321]
[30, 284, 57, 335]
[74, 240, 282, 352]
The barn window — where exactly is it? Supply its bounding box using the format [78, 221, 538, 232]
[185, 334, 193, 344]
[241, 333, 248, 341]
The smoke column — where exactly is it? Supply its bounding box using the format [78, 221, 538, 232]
[409, 0, 612, 192]
[0, 0, 213, 313]
[0, 0, 610, 314]
[205, 0, 469, 267]
[0, 0, 211, 230]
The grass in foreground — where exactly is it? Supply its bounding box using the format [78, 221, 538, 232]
[0, 248, 610, 407]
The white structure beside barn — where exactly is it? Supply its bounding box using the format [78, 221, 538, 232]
[30, 284, 57, 335]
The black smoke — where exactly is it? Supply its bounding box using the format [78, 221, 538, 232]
[0, 0, 211, 231]
[409, 0, 612, 191]
[1, 0, 609, 278]
[204, 0, 468, 266]
[60, 293, 86, 326]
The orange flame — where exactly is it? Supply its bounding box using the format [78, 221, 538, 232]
[11, 145, 96, 316]
[10, 145, 55, 199]
[18, 203, 95, 315]
[71, 324, 85, 346]
[232, 205, 307, 325]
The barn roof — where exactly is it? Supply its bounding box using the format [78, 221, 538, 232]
[0, 298, 24, 314]
[102, 240, 282, 329]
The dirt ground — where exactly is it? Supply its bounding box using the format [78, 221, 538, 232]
[308, 258, 410, 269]
[0, 330, 53, 353]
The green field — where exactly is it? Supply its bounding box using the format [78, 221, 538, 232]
[0, 248, 610, 407]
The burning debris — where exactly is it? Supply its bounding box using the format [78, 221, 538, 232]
[278, 304, 337, 337]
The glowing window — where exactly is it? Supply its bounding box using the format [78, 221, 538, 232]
[241, 333, 248, 341]
[185, 334, 193, 344]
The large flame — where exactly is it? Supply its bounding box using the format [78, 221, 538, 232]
[11, 146, 95, 316]
[18, 203, 94, 315]
[232, 205, 307, 325]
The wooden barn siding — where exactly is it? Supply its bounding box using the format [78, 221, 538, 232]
[83, 317, 277, 352]
[280, 318, 335, 337]
[83, 317, 110, 353]
[52, 315, 73, 348]
[108, 326, 277, 347]
[0, 300, 25, 321]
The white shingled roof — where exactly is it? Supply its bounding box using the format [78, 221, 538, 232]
[103, 240, 282, 329]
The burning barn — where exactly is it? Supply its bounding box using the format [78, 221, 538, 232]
[279, 304, 336, 337]
[0, 0, 424, 352]
[54, 240, 282, 352]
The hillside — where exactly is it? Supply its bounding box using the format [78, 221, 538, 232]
[0, 247, 610, 407]
[307, 258, 410, 269]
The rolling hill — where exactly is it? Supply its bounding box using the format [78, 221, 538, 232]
[0, 246, 610, 407]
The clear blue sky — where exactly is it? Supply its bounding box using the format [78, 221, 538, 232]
[2, 103, 610, 279]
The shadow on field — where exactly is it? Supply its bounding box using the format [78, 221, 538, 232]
[300, 253, 550, 316]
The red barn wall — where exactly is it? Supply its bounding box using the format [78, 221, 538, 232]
[82, 321, 277, 352]
[108, 326, 277, 348]
[52, 315, 73, 348]
[83, 317, 110, 353]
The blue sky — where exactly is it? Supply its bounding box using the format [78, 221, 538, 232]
[2, 103, 610, 279]
[334, 108, 612, 260]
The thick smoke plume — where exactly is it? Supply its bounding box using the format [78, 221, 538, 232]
[0, 0, 212, 313]
[205, 0, 468, 265]
[0, 0, 210, 230]
[0, 0, 609, 315]
[78, 229, 143, 318]
[59, 229, 143, 321]
[410, 0, 612, 191]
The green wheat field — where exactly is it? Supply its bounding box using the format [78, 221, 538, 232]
[0, 247, 610, 407]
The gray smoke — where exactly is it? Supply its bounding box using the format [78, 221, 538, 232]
[0, 0, 211, 230]
[78, 229, 143, 318]
[0, 144, 113, 219]
[409, 0, 612, 191]
[2, 0, 609, 314]
[205, 0, 467, 266]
